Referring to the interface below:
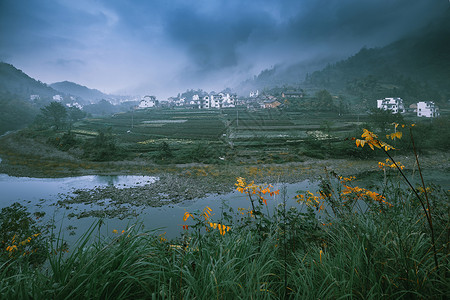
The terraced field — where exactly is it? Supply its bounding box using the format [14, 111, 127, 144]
[68, 108, 371, 163]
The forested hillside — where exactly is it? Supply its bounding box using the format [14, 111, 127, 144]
[0, 62, 57, 100]
[240, 11, 450, 106]
[306, 14, 450, 104]
[0, 92, 38, 135]
[50, 81, 108, 102]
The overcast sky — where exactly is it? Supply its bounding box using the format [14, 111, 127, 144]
[0, 0, 448, 98]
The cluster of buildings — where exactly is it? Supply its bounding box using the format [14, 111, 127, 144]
[377, 97, 440, 118]
[138, 93, 238, 109]
[247, 89, 304, 109]
[137, 89, 304, 110]
[30, 93, 84, 110]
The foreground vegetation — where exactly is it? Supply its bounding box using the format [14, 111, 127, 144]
[0, 105, 449, 298]
[0, 172, 448, 299]
[1, 127, 448, 299]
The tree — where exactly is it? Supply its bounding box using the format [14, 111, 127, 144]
[367, 108, 404, 135]
[39, 101, 67, 130]
[157, 141, 173, 160]
[314, 90, 335, 111]
[83, 127, 123, 161]
[68, 106, 86, 129]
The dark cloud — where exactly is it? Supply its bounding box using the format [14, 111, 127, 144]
[283, 0, 447, 44]
[0, 0, 448, 97]
[162, 4, 277, 71]
[52, 58, 85, 67]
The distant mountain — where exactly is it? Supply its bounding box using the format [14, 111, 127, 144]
[305, 11, 450, 102]
[236, 59, 327, 96]
[50, 81, 109, 102]
[241, 10, 450, 103]
[0, 62, 52, 134]
[0, 62, 57, 100]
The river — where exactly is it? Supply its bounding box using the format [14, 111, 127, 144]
[1, 153, 447, 246]
[0, 168, 318, 244]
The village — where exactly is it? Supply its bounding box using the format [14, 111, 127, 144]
[136, 91, 440, 118]
[136, 90, 289, 110]
[33, 88, 442, 119]
[136, 90, 440, 118]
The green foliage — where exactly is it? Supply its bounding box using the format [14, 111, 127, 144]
[0, 93, 38, 135]
[404, 117, 450, 152]
[156, 141, 173, 160]
[82, 99, 119, 116]
[0, 62, 56, 99]
[180, 143, 223, 163]
[0, 179, 448, 298]
[0, 203, 48, 267]
[367, 108, 404, 134]
[314, 90, 335, 109]
[83, 127, 125, 161]
[47, 131, 79, 151]
[67, 106, 86, 125]
[38, 101, 68, 130]
[307, 22, 450, 100]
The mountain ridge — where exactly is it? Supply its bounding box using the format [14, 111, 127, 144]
[242, 10, 450, 102]
[0, 62, 58, 100]
[50, 81, 110, 102]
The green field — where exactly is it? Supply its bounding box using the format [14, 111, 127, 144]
[69, 108, 366, 162]
[51, 106, 447, 164]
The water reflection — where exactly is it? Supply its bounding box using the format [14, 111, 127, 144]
[0, 172, 318, 243]
[64, 180, 319, 241]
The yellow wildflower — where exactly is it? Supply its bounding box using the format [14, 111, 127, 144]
[183, 211, 192, 222]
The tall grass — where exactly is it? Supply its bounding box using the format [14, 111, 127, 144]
[0, 168, 448, 299]
[0, 180, 448, 299]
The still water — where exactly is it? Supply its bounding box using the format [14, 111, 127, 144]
[0, 171, 317, 244]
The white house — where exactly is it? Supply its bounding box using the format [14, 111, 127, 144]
[250, 90, 259, 98]
[220, 93, 237, 108]
[138, 95, 157, 108]
[202, 96, 210, 109]
[417, 101, 440, 118]
[30, 94, 40, 101]
[377, 97, 405, 114]
[53, 95, 63, 102]
[210, 94, 221, 109]
[66, 102, 83, 109]
[177, 97, 186, 106]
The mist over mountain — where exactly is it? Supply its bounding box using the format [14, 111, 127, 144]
[236, 58, 330, 95]
[306, 13, 450, 100]
[50, 81, 110, 103]
[241, 11, 450, 103]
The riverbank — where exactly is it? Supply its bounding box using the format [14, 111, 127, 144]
[1, 129, 449, 219]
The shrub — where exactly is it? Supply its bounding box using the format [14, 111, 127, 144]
[0, 203, 48, 268]
[83, 128, 126, 161]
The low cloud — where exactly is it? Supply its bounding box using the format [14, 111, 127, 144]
[0, 0, 448, 97]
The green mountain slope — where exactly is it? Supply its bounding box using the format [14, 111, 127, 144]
[306, 13, 450, 103]
[0, 93, 38, 135]
[0, 62, 59, 134]
[0, 62, 57, 100]
[241, 11, 450, 105]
